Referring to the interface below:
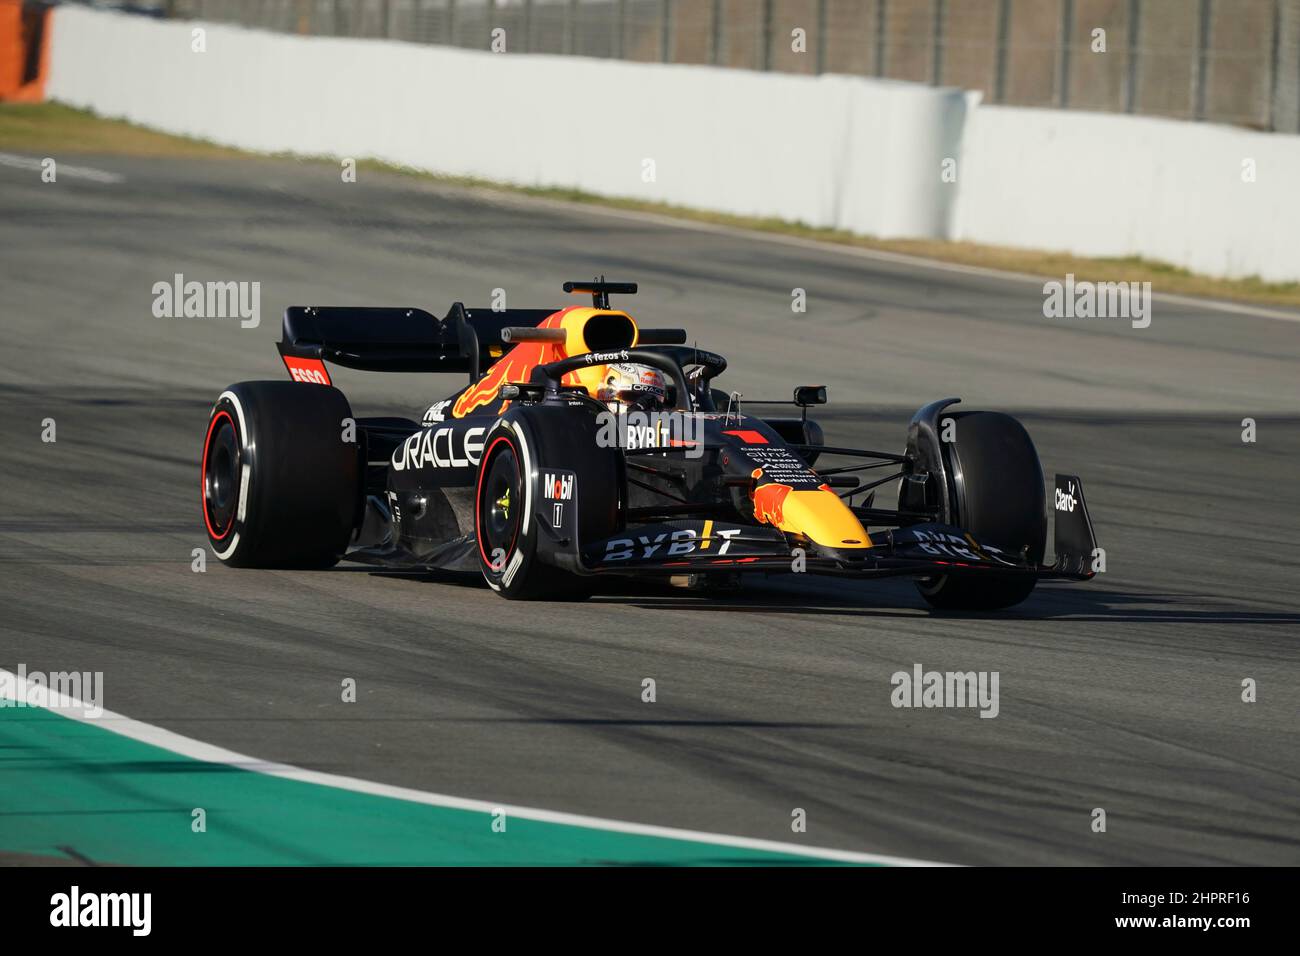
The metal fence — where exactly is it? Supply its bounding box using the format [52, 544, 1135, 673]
[131, 1, 1300, 132]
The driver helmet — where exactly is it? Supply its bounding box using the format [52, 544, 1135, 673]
[596, 362, 667, 410]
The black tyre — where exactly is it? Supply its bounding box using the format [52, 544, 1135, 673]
[201, 381, 360, 568]
[474, 411, 619, 600]
[913, 410, 1046, 610]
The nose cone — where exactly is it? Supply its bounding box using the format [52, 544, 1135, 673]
[752, 482, 873, 551]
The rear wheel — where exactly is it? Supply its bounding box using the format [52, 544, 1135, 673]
[201, 381, 360, 568]
[913, 411, 1045, 611]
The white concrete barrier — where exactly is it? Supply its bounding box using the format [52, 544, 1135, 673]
[44, 6, 965, 240]
[954, 105, 1300, 283]
[43, 6, 1300, 281]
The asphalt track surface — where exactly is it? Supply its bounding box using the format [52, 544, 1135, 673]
[2, 154, 1298, 865]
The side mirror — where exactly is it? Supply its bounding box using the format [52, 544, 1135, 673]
[793, 385, 827, 406]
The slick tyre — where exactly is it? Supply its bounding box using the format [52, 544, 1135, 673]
[914, 411, 1046, 611]
[201, 381, 360, 568]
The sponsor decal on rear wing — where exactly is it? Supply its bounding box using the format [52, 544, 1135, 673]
[281, 354, 331, 386]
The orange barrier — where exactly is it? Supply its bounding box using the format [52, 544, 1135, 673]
[0, 0, 51, 103]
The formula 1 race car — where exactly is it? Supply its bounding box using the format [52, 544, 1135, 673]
[200, 280, 1098, 609]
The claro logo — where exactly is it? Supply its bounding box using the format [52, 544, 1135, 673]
[1055, 482, 1078, 513]
[392, 426, 486, 471]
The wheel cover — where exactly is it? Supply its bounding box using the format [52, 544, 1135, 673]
[478, 445, 521, 571]
[202, 411, 241, 540]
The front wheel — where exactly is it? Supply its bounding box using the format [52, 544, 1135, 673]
[913, 410, 1046, 611]
[474, 424, 591, 600]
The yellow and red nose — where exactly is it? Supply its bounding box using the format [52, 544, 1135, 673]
[751, 477, 872, 550]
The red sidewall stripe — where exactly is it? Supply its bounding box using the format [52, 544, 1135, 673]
[201, 409, 237, 541]
[475, 434, 522, 571]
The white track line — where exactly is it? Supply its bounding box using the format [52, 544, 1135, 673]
[0, 668, 949, 866]
[0, 152, 124, 183]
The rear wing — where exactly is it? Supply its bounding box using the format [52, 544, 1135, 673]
[277, 304, 555, 384]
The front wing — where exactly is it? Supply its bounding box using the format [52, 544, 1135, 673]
[562, 474, 1098, 582]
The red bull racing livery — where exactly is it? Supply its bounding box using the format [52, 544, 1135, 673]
[199, 280, 1098, 609]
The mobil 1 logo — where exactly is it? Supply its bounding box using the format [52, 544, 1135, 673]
[543, 470, 576, 531]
